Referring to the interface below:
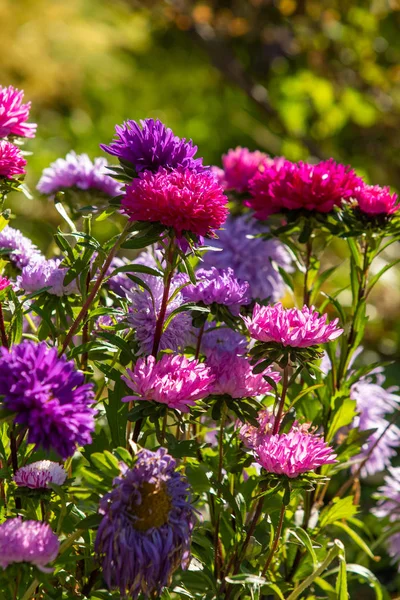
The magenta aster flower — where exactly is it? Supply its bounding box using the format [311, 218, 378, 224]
[221, 147, 269, 193]
[100, 118, 205, 174]
[354, 184, 399, 216]
[95, 448, 194, 599]
[0, 225, 42, 268]
[122, 168, 228, 238]
[0, 276, 10, 292]
[244, 303, 343, 348]
[0, 86, 36, 139]
[249, 158, 362, 218]
[0, 140, 26, 178]
[122, 354, 214, 413]
[14, 460, 67, 489]
[0, 518, 59, 572]
[254, 430, 337, 478]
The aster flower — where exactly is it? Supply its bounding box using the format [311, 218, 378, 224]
[239, 409, 313, 450]
[0, 140, 26, 178]
[0, 276, 10, 292]
[200, 321, 248, 355]
[107, 249, 161, 297]
[37, 151, 123, 197]
[373, 467, 400, 570]
[244, 303, 343, 348]
[248, 158, 363, 218]
[181, 267, 251, 316]
[0, 225, 42, 268]
[122, 354, 214, 413]
[14, 460, 67, 489]
[201, 215, 292, 301]
[0, 85, 36, 138]
[354, 184, 399, 216]
[101, 118, 204, 174]
[0, 340, 96, 458]
[0, 518, 59, 572]
[122, 168, 228, 239]
[220, 147, 270, 193]
[17, 257, 78, 297]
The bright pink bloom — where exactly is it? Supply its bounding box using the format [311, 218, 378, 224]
[14, 460, 67, 489]
[122, 168, 228, 238]
[207, 351, 280, 399]
[221, 147, 270, 193]
[0, 276, 10, 292]
[0, 140, 26, 178]
[254, 430, 337, 478]
[122, 354, 215, 412]
[239, 409, 312, 449]
[249, 158, 362, 218]
[0, 86, 36, 139]
[244, 303, 343, 348]
[354, 184, 399, 216]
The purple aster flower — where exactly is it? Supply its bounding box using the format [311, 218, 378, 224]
[181, 267, 251, 316]
[100, 118, 205, 174]
[0, 140, 26, 178]
[0, 225, 42, 268]
[0, 518, 59, 572]
[244, 303, 343, 348]
[0, 85, 36, 139]
[207, 350, 280, 398]
[123, 353, 214, 413]
[201, 215, 292, 301]
[199, 321, 248, 355]
[221, 147, 270, 193]
[95, 448, 194, 599]
[17, 257, 78, 296]
[0, 340, 96, 458]
[14, 460, 67, 489]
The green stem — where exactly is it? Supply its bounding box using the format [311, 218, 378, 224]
[151, 238, 176, 357]
[272, 365, 290, 435]
[261, 502, 286, 576]
[0, 302, 9, 348]
[214, 402, 227, 580]
[303, 237, 313, 306]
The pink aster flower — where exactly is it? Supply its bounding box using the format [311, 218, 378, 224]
[239, 409, 312, 449]
[248, 158, 363, 218]
[354, 184, 399, 216]
[122, 354, 215, 412]
[221, 147, 270, 193]
[14, 460, 67, 489]
[0, 86, 36, 139]
[0, 276, 10, 292]
[122, 167, 228, 239]
[207, 351, 280, 399]
[244, 303, 343, 348]
[0, 140, 26, 178]
[254, 430, 337, 478]
[0, 518, 59, 572]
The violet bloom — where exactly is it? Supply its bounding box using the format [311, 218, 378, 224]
[221, 147, 269, 193]
[182, 267, 251, 315]
[0, 140, 26, 178]
[122, 168, 228, 239]
[37, 151, 122, 197]
[354, 184, 399, 216]
[200, 321, 248, 356]
[0, 518, 59, 572]
[207, 351, 280, 398]
[0, 340, 96, 458]
[0, 276, 10, 292]
[122, 354, 214, 413]
[201, 214, 292, 301]
[244, 303, 343, 347]
[101, 118, 205, 174]
[17, 257, 78, 297]
[0, 225, 42, 268]
[373, 467, 400, 570]
[14, 460, 67, 489]
[0, 85, 36, 138]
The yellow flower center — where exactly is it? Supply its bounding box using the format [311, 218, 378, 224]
[132, 482, 172, 531]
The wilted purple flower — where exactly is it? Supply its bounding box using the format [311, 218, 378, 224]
[37, 151, 122, 197]
[200, 321, 248, 355]
[0, 225, 42, 268]
[0, 518, 59, 572]
[201, 215, 292, 301]
[101, 118, 205, 174]
[95, 448, 194, 599]
[14, 460, 67, 489]
[207, 351, 280, 398]
[221, 147, 269, 193]
[17, 257, 78, 296]
[244, 303, 343, 348]
[354, 184, 399, 216]
[0, 85, 36, 138]
[123, 354, 214, 412]
[0, 140, 26, 178]
[0, 340, 96, 458]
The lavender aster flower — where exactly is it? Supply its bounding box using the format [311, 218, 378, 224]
[0, 225, 42, 268]
[0, 518, 59, 572]
[373, 467, 400, 570]
[101, 118, 205, 174]
[200, 321, 248, 355]
[0, 340, 96, 458]
[17, 257, 78, 296]
[202, 215, 292, 301]
[14, 460, 67, 489]
[95, 448, 194, 599]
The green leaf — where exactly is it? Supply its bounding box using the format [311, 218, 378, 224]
[288, 527, 319, 568]
[77, 513, 102, 530]
[367, 258, 400, 297]
[225, 574, 266, 585]
[333, 520, 376, 560]
[325, 395, 356, 443]
[319, 497, 358, 528]
[109, 263, 163, 278]
[162, 303, 209, 332]
[335, 546, 348, 600]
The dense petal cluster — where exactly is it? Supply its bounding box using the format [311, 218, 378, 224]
[101, 118, 204, 174]
[122, 354, 214, 412]
[0, 140, 26, 178]
[14, 460, 67, 489]
[122, 168, 228, 238]
[0, 225, 42, 268]
[249, 158, 362, 218]
[202, 215, 292, 301]
[0, 275, 10, 292]
[0, 341, 96, 458]
[37, 151, 122, 197]
[95, 448, 194, 599]
[181, 267, 251, 315]
[0, 518, 59, 571]
[17, 258, 78, 296]
[220, 147, 269, 193]
[244, 303, 343, 347]
[354, 184, 399, 216]
[0, 85, 36, 138]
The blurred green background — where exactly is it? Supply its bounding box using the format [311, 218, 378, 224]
[3, 0, 400, 366]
